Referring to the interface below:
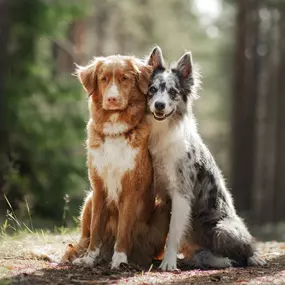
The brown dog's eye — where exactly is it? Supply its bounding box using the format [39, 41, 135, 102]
[121, 75, 129, 82]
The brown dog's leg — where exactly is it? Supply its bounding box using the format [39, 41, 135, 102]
[77, 170, 108, 267]
[111, 192, 138, 269]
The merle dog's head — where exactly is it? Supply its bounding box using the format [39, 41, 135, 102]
[146, 46, 198, 121]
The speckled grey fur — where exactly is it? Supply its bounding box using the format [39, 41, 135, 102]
[146, 47, 265, 270]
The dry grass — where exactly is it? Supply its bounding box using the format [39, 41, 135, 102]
[0, 232, 285, 285]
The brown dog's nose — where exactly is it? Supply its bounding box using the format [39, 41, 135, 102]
[107, 97, 118, 103]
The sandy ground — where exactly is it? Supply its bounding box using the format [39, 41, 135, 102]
[0, 232, 285, 285]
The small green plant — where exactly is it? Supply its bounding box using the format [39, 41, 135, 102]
[1, 219, 9, 236]
[62, 194, 70, 227]
[25, 197, 34, 232]
[1, 194, 34, 235]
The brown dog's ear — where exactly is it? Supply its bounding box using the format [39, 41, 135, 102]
[75, 58, 103, 96]
[147, 46, 165, 69]
[138, 64, 153, 94]
[133, 59, 153, 94]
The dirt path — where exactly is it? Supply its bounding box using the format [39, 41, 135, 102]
[0, 232, 285, 284]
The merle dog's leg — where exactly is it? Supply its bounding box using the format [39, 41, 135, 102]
[159, 192, 191, 271]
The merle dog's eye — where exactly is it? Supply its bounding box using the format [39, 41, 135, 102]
[149, 86, 157, 94]
[169, 88, 177, 98]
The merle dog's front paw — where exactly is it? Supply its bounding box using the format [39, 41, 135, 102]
[159, 250, 179, 271]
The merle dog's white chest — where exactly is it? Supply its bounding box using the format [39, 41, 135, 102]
[89, 137, 138, 203]
[148, 117, 188, 196]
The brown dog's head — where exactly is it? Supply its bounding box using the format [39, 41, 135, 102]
[76, 55, 153, 135]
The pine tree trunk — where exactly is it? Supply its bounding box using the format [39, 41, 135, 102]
[232, 0, 285, 224]
[273, 3, 285, 222]
[252, 7, 279, 223]
[231, 0, 259, 214]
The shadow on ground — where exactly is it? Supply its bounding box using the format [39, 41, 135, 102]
[1, 254, 285, 285]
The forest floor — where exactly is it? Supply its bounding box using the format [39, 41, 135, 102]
[0, 231, 285, 285]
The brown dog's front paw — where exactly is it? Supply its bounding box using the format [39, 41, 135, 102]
[60, 244, 76, 264]
[111, 251, 128, 269]
[74, 249, 100, 268]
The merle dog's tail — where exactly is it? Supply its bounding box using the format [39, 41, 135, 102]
[178, 249, 233, 269]
[183, 248, 265, 270]
[186, 216, 266, 269]
[192, 249, 233, 269]
[183, 249, 245, 269]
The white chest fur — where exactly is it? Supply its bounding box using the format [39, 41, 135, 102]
[89, 136, 139, 203]
[147, 115, 192, 196]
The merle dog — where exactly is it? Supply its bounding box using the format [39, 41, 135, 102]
[145, 46, 264, 271]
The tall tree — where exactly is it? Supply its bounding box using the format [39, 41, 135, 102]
[1, 0, 87, 223]
[231, 0, 285, 224]
[252, 4, 279, 223]
[231, 0, 260, 213]
[273, 3, 285, 222]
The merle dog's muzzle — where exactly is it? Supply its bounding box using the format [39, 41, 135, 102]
[152, 101, 174, 121]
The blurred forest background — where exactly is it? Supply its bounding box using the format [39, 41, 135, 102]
[0, 0, 284, 237]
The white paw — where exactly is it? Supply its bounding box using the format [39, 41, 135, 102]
[159, 250, 177, 271]
[74, 249, 99, 267]
[111, 251, 128, 269]
[72, 257, 84, 266]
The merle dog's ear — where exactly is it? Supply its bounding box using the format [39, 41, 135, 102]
[176, 52, 193, 79]
[147, 46, 165, 69]
[75, 57, 104, 96]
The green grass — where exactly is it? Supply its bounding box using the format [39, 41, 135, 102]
[1, 194, 79, 238]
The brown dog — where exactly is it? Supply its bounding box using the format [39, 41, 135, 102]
[61, 55, 170, 269]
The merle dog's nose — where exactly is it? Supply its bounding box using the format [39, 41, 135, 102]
[154, 101, 165, 111]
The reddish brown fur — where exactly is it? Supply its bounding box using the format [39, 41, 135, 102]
[81, 56, 151, 136]
[61, 55, 171, 267]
